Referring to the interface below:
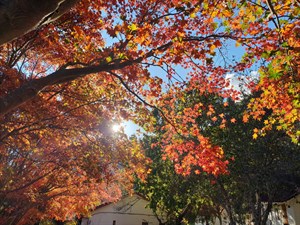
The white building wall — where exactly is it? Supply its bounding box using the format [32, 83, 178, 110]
[267, 195, 300, 225]
[82, 195, 159, 225]
[290, 196, 300, 225]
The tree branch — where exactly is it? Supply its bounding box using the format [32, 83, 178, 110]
[0, 0, 79, 46]
[0, 34, 233, 117]
[108, 71, 180, 133]
[0, 41, 172, 117]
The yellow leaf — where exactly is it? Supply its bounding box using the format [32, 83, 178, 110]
[211, 10, 219, 18]
[23, 139, 30, 145]
[106, 56, 112, 63]
[210, 44, 216, 52]
[222, 10, 232, 17]
[190, 12, 196, 18]
[128, 23, 138, 32]
[248, 11, 256, 22]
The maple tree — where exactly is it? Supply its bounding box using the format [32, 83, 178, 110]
[210, 99, 300, 225]
[0, 116, 148, 225]
[140, 94, 300, 225]
[0, 0, 298, 133]
[137, 132, 221, 225]
[200, 95, 300, 225]
[0, 0, 299, 224]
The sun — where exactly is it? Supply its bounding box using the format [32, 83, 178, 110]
[112, 124, 121, 132]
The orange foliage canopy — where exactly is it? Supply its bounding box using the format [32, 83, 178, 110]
[0, 0, 299, 224]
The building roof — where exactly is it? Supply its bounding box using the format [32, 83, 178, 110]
[94, 193, 148, 210]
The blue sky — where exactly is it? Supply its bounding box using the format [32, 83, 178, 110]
[101, 12, 264, 136]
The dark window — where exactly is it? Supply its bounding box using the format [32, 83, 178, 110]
[142, 222, 148, 225]
[113, 220, 116, 225]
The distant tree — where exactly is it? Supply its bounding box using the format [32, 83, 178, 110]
[137, 134, 221, 225]
[157, 89, 300, 225]
[207, 96, 300, 225]
[0, 0, 299, 224]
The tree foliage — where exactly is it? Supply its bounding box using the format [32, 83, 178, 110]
[205, 95, 300, 225]
[0, 0, 299, 224]
[137, 133, 221, 225]
[140, 93, 300, 225]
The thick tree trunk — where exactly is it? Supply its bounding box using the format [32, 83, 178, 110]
[217, 214, 222, 225]
[0, 0, 79, 46]
[261, 200, 273, 225]
[215, 179, 236, 225]
[250, 193, 261, 225]
[250, 193, 273, 225]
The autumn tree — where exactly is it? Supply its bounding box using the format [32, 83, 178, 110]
[157, 89, 300, 225]
[0, 0, 299, 224]
[136, 126, 221, 225]
[205, 95, 300, 225]
[0, 0, 298, 136]
[0, 115, 148, 225]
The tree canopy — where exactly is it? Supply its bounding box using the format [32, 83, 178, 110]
[138, 93, 300, 225]
[0, 0, 299, 224]
[136, 128, 222, 225]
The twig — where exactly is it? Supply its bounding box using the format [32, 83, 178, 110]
[108, 71, 181, 135]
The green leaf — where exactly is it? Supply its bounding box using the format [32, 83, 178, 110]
[106, 56, 112, 63]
